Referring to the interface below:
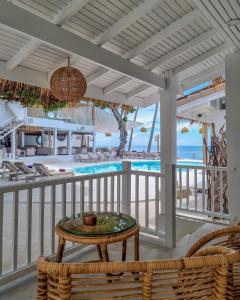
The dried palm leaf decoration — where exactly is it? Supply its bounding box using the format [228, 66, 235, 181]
[50, 57, 87, 102]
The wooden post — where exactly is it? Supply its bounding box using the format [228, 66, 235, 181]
[122, 161, 131, 214]
[202, 123, 208, 164]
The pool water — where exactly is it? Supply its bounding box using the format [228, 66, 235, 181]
[73, 160, 203, 175]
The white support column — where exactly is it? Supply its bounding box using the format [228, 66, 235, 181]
[160, 70, 177, 248]
[67, 130, 72, 155]
[11, 130, 16, 160]
[226, 51, 240, 220]
[19, 131, 25, 147]
[92, 132, 96, 153]
[53, 129, 57, 156]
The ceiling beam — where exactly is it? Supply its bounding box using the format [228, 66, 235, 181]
[127, 84, 152, 99]
[51, 0, 89, 25]
[181, 63, 225, 90]
[147, 28, 218, 71]
[93, 0, 162, 45]
[5, 38, 41, 71]
[174, 43, 229, 74]
[0, 1, 166, 89]
[123, 10, 199, 60]
[0, 62, 146, 107]
[86, 67, 109, 85]
[103, 76, 130, 95]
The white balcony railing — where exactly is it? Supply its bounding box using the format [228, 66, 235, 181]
[0, 161, 166, 285]
[176, 165, 229, 220]
[0, 162, 228, 285]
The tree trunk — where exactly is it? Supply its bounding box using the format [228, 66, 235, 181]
[117, 124, 128, 157]
[110, 107, 128, 158]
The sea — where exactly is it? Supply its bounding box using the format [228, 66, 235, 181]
[130, 145, 203, 161]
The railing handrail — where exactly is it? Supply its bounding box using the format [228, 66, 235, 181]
[0, 170, 125, 193]
[0, 115, 15, 127]
[130, 170, 164, 177]
[177, 164, 227, 171]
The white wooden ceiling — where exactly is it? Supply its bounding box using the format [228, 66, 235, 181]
[0, 0, 236, 107]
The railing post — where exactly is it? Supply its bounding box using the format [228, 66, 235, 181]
[164, 164, 176, 248]
[122, 161, 131, 214]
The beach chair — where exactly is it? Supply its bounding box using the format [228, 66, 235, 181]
[33, 163, 73, 178]
[14, 161, 38, 181]
[0, 160, 21, 180]
[96, 152, 108, 161]
[88, 152, 101, 162]
[76, 153, 94, 163]
[104, 151, 119, 161]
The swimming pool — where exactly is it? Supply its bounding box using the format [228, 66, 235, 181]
[73, 160, 203, 175]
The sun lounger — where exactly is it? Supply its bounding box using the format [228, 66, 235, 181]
[96, 152, 108, 161]
[76, 153, 95, 163]
[0, 160, 22, 180]
[104, 152, 120, 161]
[33, 163, 73, 178]
[14, 161, 38, 181]
[88, 152, 101, 162]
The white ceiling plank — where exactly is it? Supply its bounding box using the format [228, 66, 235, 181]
[0, 1, 166, 89]
[47, 54, 79, 81]
[0, 61, 48, 87]
[127, 84, 152, 99]
[123, 10, 200, 60]
[87, 67, 109, 85]
[5, 38, 41, 71]
[192, 0, 238, 49]
[51, 0, 90, 25]
[174, 43, 229, 74]
[147, 28, 218, 71]
[5, 0, 89, 71]
[93, 0, 162, 45]
[181, 63, 225, 90]
[103, 76, 130, 95]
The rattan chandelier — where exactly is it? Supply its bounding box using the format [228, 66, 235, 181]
[105, 132, 112, 137]
[50, 57, 87, 102]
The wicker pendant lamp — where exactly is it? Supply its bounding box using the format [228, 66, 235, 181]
[181, 126, 189, 134]
[105, 132, 112, 137]
[50, 57, 87, 102]
[140, 127, 147, 133]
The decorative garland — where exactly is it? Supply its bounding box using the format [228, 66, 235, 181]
[0, 79, 135, 112]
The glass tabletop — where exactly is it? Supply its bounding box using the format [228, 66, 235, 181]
[57, 212, 136, 236]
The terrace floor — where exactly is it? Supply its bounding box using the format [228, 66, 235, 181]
[0, 222, 223, 300]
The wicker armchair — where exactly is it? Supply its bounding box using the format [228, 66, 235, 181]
[37, 246, 239, 300]
[186, 225, 240, 299]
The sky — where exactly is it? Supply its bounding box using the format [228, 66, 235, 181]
[95, 82, 210, 150]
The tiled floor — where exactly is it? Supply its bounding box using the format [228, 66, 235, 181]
[0, 222, 223, 300]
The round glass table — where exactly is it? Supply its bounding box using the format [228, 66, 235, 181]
[55, 212, 140, 263]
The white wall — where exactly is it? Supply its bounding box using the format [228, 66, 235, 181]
[24, 133, 92, 148]
[0, 102, 14, 124]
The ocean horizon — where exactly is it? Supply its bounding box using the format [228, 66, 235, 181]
[130, 145, 203, 160]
